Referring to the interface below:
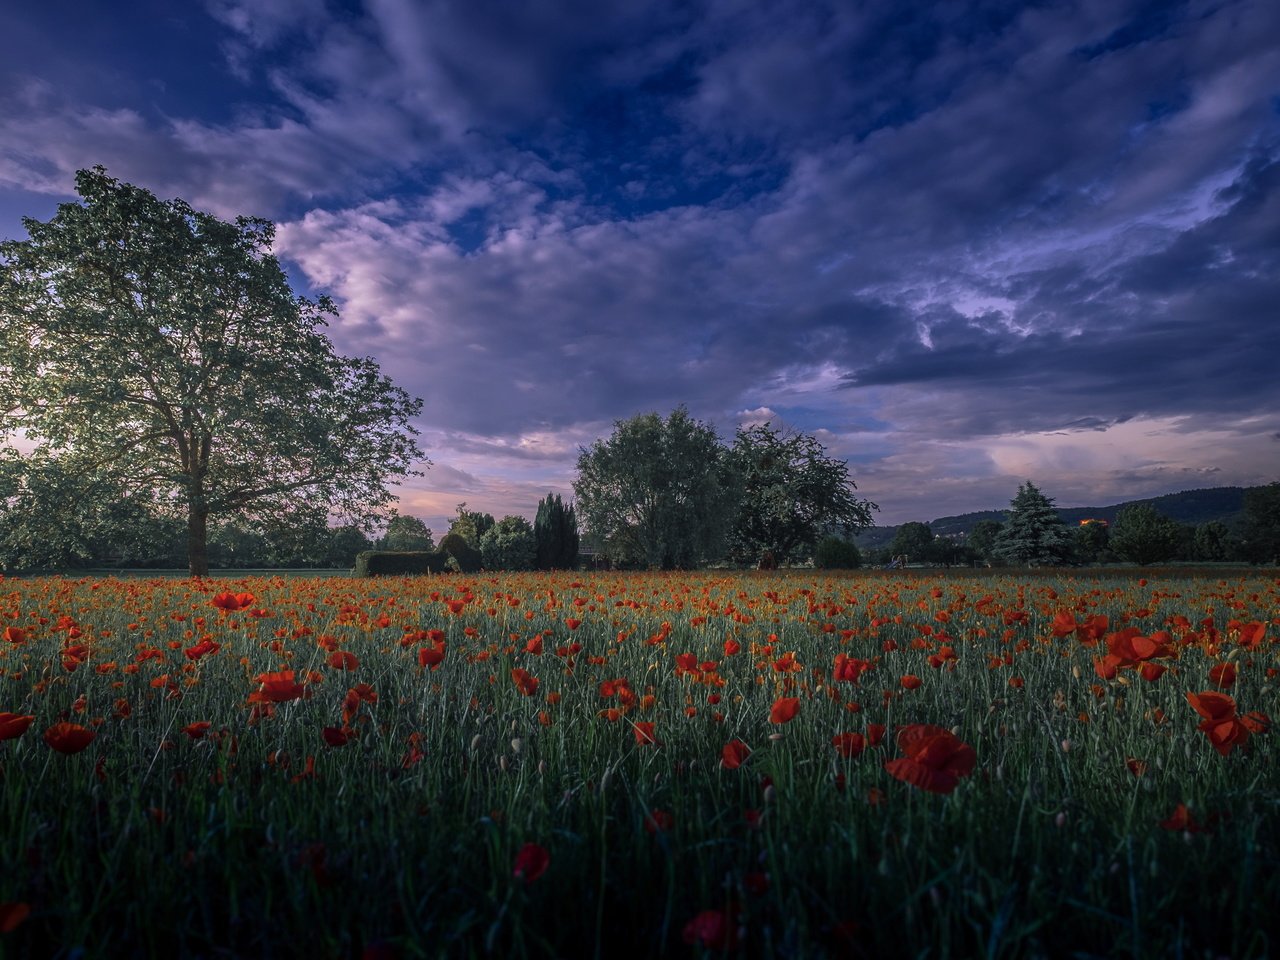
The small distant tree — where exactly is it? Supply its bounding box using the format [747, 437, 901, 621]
[1191, 520, 1232, 562]
[889, 522, 934, 562]
[967, 519, 1003, 564]
[326, 525, 375, 568]
[1109, 504, 1182, 565]
[1074, 520, 1111, 565]
[480, 516, 537, 571]
[992, 482, 1074, 567]
[534, 493, 579, 569]
[379, 511, 434, 552]
[813, 535, 862, 569]
[448, 503, 495, 546]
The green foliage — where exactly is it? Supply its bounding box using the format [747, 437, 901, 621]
[1074, 519, 1112, 565]
[378, 512, 434, 552]
[889, 521, 934, 561]
[0, 448, 186, 570]
[1191, 520, 1233, 562]
[480, 515, 537, 571]
[534, 493, 579, 570]
[1109, 504, 1182, 565]
[993, 481, 1075, 566]
[727, 422, 876, 565]
[448, 503, 495, 547]
[0, 167, 425, 576]
[966, 519, 1003, 563]
[353, 550, 451, 576]
[574, 407, 740, 569]
[1239, 481, 1280, 563]
[812, 535, 862, 569]
[438, 531, 483, 573]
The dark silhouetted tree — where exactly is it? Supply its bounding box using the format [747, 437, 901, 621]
[0, 167, 424, 576]
[993, 482, 1074, 566]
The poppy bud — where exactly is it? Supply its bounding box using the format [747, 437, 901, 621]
[510, 738, 523, 754]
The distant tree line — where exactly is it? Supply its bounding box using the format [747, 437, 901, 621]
[867, 481, 1280, 568]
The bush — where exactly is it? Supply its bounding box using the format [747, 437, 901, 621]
[353, 550, 451, 577]
[814, 536, 862, 569]
[438, 532, 483, 573]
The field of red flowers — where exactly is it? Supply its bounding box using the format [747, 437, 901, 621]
[1, 569, 1276, 958]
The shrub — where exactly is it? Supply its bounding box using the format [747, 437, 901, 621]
[353, 550, 451, 577]
[438, 532, 483, 573]
[814, 536, 861, 569]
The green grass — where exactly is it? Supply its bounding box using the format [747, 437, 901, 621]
[0, 569, 1276, 958]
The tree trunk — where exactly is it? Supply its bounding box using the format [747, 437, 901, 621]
[188, 502, 210, 577]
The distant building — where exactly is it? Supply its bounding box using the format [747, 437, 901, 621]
[1079, 518, 1109, 527]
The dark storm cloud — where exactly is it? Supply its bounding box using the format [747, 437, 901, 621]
[2, 0, 1278, 521]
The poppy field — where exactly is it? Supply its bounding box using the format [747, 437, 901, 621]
[0, 569, 1277, 959]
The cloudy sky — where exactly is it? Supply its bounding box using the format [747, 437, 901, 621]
[2, 0, 1278, 531]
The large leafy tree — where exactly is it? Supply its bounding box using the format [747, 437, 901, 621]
[1109, 504, 1182, 565]
[0, 167, 424, 576]
[992, 481, 1074, 567]
[534, 492, 579, 570]
[728, 422, 876, 565]
[888, 521, 934, 562]
[378, 511, 435, 552]
[480, 515, 537, 571]
[574, 407, 739, 569]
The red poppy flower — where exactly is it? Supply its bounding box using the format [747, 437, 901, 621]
[3, 627, 26, 644]
[682, 908, 739, 951]
[212, 591, 255, 612]
[564, 618, 582, 631]
[1208, 663, 1237, 689]
[511, 668, 539, 696]
[0, 902, 30, 933]
[1159, 803, 1206, 833]
[769, 697, 800, 724]
[183, 721, 213, 740]
[322, 726, 350, 747]
[513, 842, 550, 884]
[0, 713, 35, 741]
[900, 675, 922, 690]
[832, 653, 870, 684]
[644, 809, 673, 834]
[1187, 691, 1251, 756]
[418, 647, 445, 670]
[44, 721, 95, 755]
[831, 732, 866, 759]
[250, 670, 308, 704]
[327, 650, 360, 672]
[632, 721, 659, 746]
[721, 739, 751, 769]
[1125, 757, 1147, 777]
[866, 723, 887, 747]
[884, 724, 976, 794]
[184, 638, 220, 660]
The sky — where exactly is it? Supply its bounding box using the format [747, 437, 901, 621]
[2, 0, 1278, 533]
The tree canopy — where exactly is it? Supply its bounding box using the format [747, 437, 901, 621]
[574, 407, 739, 569]
[727, 422, 876, 565]
[534, 493, 579, 570]
[993, 481, 1074, 567]
[1109, 504, 1181, 565]
[0, 167, 425, 576]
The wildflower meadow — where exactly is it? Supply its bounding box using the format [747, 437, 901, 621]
[0, 569, 1276, 958]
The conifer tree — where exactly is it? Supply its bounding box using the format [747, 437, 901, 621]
[992, 481, 1074, 566]
[534, 493, 579, 569]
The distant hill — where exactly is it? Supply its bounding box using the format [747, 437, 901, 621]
[857, 486, 1252, 549]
